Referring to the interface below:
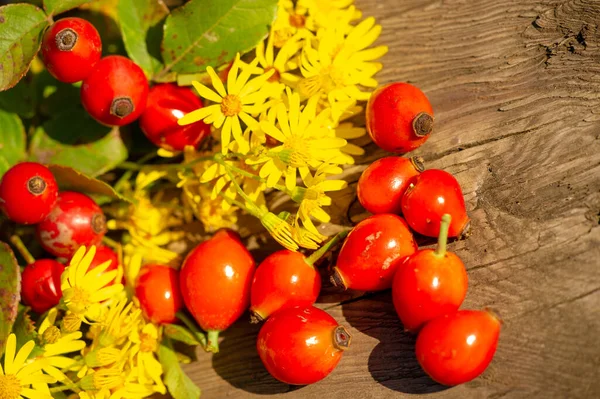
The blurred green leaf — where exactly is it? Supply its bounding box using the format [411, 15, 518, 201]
[159, 337, 201, 399]
[0, 241, 20, 358]
[12, 305, 36, 353]
[0, 4, 49, 91]
[158, 0, 276, 77]
[0, 75, 37, 118]
[117, 0, 169, 77]
[0, 109, 26, 178]
[48, 164, 132, 203]
[164, 324, 202, 346]
[29, 127, 128, 177]
[43, 0, 94, 16]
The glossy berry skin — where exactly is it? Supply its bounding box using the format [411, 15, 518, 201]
[366, 82, 434, 153]
[136, 265, 183, 324]
[257, 306, 351, 385]
[401, 169, 470, 238]
[139, 84, 210, 151]
[41, 17, 102, 83]
[0, 162, 58, 225]
[250, 250, 321, 322]
[416, 310, 501, 386]
[21, 259, 65, 314]
[332, 214, 417, 291]
[180, 229, 255, 351]
[81, 55, 149, 126]
[87, 245, 119, 272]
[37, 191, 107, 258]
[357, 156, 423, 215]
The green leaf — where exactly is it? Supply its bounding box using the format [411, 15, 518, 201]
[12, 305, 37, 353]
[158, 0, 277, 76]
[0, 75, 37, 118]
[0, 4, 49, 91]
[159, 338, 201, 399]
[48, 164, 132, 203]
[0, 241, 20, 358]
[117, 0, 169, 77]
[0, 109, 26, 178]
[43, 0, 95, 16]
[29, 127, 128, 178]
[164, 324, 202, 346]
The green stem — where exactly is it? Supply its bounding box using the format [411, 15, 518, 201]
[9, 235, 35, 265]
[222, 165, 264, 218]
[49, 383, 80, 393]
[116, 161, 144, 171]
[214, 156, 288, 192]
[206, 330, 220, 353]
[305, 230, 350, 266]
[176, 311, 207, 348]
[101, 236, 120, 250]
[434, 214, 452, 257]
[114, 170, 134, 193]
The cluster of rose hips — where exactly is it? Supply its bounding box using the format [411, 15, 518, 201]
[0, 162, 114, 313]
[41, 17, 209, 149]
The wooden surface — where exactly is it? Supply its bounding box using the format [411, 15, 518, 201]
[183, 0, 600, 398]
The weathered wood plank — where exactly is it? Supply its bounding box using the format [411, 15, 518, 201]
[182, 0, 600, 397]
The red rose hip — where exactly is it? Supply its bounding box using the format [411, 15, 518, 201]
[357, 156, 424, 214]
[416, 309, 501, 386]
[41, 17, 102, 83]
[257, 306, 351, 385]
[0, 162, 58, 225]
[139, 83, 210, 151]
[366, 82, 434, 153]
[81, 55, 149, 126]
[136, 265, 183, 324]
[331, 214, 417, 291]
[37, 191, 107, 258]
[21, 259, 65, 314]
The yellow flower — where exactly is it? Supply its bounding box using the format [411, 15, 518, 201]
[0, 334, 56, 399]
[182, 185, 239, 233]
[249, 89, 350, 190]
[178, 54, 276, 154]
[292, 164, 348, 234]
[129, 323, 165, 394]
[61, 246, 124, 317]
[255, 28, 305, 90]
[278, 212, 326, 249]
[298, 0, 362, 32]
[96, 298, 142, 348]
[261, 212, 298, 251]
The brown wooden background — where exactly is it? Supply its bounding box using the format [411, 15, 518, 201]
[181, 0, 600, 397]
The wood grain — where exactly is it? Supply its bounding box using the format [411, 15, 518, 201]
[183, 0, 600, 397]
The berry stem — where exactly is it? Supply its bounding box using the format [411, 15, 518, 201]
[102, 236, 120, 250]
[176, 311, 207, 348]
[9, 235, 35, 265]
[305, 230, 350, 266]
[206, 330, 220, 353]
[434, 214, 452, 257]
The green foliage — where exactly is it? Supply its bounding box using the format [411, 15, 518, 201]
[164, 324, 203, 346]
[48, 164, 132, 203]
[43, 0, 94, 16]
[159, 338, 202, 399]
[0, 242, 20, 358]
[0, 109, 27, 178]
[159, 0, 277, 76]
[12, 305, 37, 353]
[0, 76, 37, 118]
[0, 4, 49, 91]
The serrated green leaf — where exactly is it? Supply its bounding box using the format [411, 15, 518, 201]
[12, 305, 37, 353]
[29, 126, 128, 178]
[43, 0, 94, 16]
[0, 75, 37, 118]
[164, 324, 202, 346]
[0, 109, 26, 178]
[48, 164, 132, 203]
[0, 4, 49, 91]
[117, 0, 168, 77]
[158, 0, 277, 77]
[0, 241, 20, 358]
[159, 338, 201, 399]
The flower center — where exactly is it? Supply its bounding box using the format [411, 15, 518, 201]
[0, 374, 21, 399]
[265, 66, 281, 83]
[140, 333, 157, 353]
[42, 326, 61, 344]
[70, 286, 92, 310]
[289, 13, 306, 28]
[221, 95, 242, 117]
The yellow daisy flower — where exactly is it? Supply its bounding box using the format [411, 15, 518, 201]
[97, 298, 142, 348]
[255, 28, 306, 90]
[61, 246, 124, 317]
[129, 323, 165, 394]
[299, 0, 362, 32]
[178, 54, 276, 154]
[0, 334, 56, 399]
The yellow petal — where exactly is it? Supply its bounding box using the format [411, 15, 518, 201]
[221, 117, 233, 154]
[207, 66, 227, 97]
[178, 104, 220, 125]
[192, 81, 222, 103]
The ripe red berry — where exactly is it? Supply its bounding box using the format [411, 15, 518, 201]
[139, 83, 210, 151]
[416, 309, 501, 386]
[401, 169, 470, 238]
[41, 17, 102, 83]
[81, 55, 149, 126]
[357, 156, 423, 215]
[37, 191, 107, 258]
[87, 245, 119, 273]
[0, 162, 58, 225]
[332, 214, 417, 291]
[257, 306, 351, 385]
[392, 214, 468, 332]
[180, 229, 255, 352]
[21, 259, 65, 314]
[250, 250, 321, 322]
[136, 265, 183, 324]
[366, 82, 434, 153]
